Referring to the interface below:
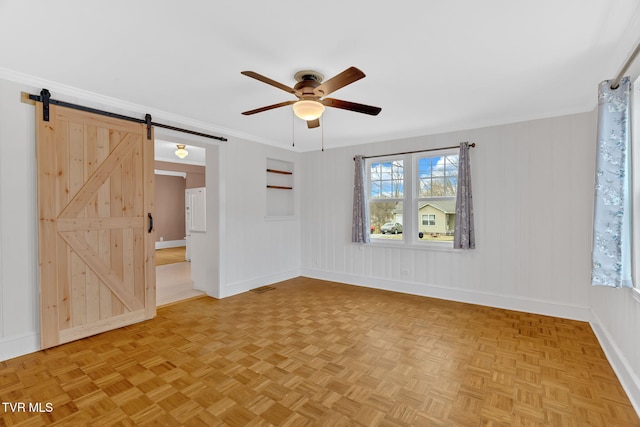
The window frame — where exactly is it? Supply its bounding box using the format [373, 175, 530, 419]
[367, 156, 406, 244]
[366, 148, 458, 249]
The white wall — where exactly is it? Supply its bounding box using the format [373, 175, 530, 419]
[0, 79, 40, 359]
[221, 136, 301, 297]
[301, 112, 596, 320]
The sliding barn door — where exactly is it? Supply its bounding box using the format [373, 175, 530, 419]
[36, 103, 155, 349]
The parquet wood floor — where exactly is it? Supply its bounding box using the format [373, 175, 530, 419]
[0, 277, 638, 426]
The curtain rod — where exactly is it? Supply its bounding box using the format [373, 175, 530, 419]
[26, 89, 228, 142]
[355, 142, 475, 161]
[610, 39, 640, 89]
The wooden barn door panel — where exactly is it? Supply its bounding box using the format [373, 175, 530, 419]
[37, 103, 155, 349]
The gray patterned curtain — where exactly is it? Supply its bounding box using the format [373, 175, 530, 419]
[454, 142, 475, 249]
[352, 155, 370, 243]
[592, 77, 632, 288]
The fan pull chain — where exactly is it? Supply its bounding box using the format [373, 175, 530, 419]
[321, 115, 324, 152]
[291, 110, 295, 147]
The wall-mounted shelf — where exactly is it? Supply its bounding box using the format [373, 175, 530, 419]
[267, 169, 293, 175]
[267, 185, 293, 190]
[266, 159, 294, 216]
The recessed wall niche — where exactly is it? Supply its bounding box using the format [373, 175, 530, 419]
[266, 158, 294, 217]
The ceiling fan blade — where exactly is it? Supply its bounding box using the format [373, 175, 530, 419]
[242, 100, 296, 115]
[241, 71, 301, 96]
[314, 67, 366, 97]
[321, 98, 382, 116]
[307, 118, 320, 129]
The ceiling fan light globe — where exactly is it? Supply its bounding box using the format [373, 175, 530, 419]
[292, 100, 324, 121]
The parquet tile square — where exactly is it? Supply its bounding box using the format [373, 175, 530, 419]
[0, 277, 638, 426]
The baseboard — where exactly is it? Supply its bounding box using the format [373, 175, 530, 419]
[155, 240, 186, 250]
[0, 332, 40, 362]
[300, 268, 591, 321]
[221, 269, 301, 298]
[589, 310, 640, 415]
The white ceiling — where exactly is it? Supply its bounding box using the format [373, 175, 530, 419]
[2, 1, 640, 152]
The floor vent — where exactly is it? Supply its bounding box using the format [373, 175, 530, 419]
[250, 286, 276, 294]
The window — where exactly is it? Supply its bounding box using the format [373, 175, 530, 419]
[417, 154, 458, 242]
[422, 214, 435, 226]
[369, 159, 403, 240]
[367, 150, 458, 245]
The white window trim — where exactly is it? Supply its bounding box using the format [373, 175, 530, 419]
[633, 75, 640, 293]
[367, 148, 458, 250]
[412, 148, 458, 247]
[368, 155, 406, 244]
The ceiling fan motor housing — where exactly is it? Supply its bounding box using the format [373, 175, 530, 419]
[294, 70, 324, 83]
[294, 70, 324, 99]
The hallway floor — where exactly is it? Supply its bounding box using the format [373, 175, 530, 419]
[156, 262, 204, 306]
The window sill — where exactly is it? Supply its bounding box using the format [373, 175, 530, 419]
[367, 239, 457, 252]
[264, 215, 298, 222]
[631, 287, 640, 304]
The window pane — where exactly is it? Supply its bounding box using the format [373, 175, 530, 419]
[370, 201, 403, 240]
[417, 198, 456, 242]
[370, 159, 403, 199]
[418, 178, 432, 198]
[432, 157, 444, 176]
[416, 153, 458, 242]
[418, 158, 431, 178]
[370, 181, 382, 198]
[445, 156, 458, 176]
[432, 177, 445, 196]
[445, 177, 457, 196]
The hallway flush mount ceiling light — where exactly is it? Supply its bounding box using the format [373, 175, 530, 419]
[174, 144, 188, 159]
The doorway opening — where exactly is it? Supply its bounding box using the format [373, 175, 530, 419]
[154, 139, 206, 305]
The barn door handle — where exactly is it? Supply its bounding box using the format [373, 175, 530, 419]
[148, 213, 153, 233]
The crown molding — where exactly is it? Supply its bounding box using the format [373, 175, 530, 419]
[0, 67, 288, 149]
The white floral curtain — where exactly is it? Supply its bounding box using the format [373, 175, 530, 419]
[592, 77, 632, 288]
[352, 155, 370, 243]
[454, 142, 475, 249]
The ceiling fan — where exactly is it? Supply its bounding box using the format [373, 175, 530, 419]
[241, 66, 381, 128]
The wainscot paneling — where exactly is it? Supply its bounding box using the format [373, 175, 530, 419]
[220, 137, 301, 297]
[300, 112, 594, 320]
